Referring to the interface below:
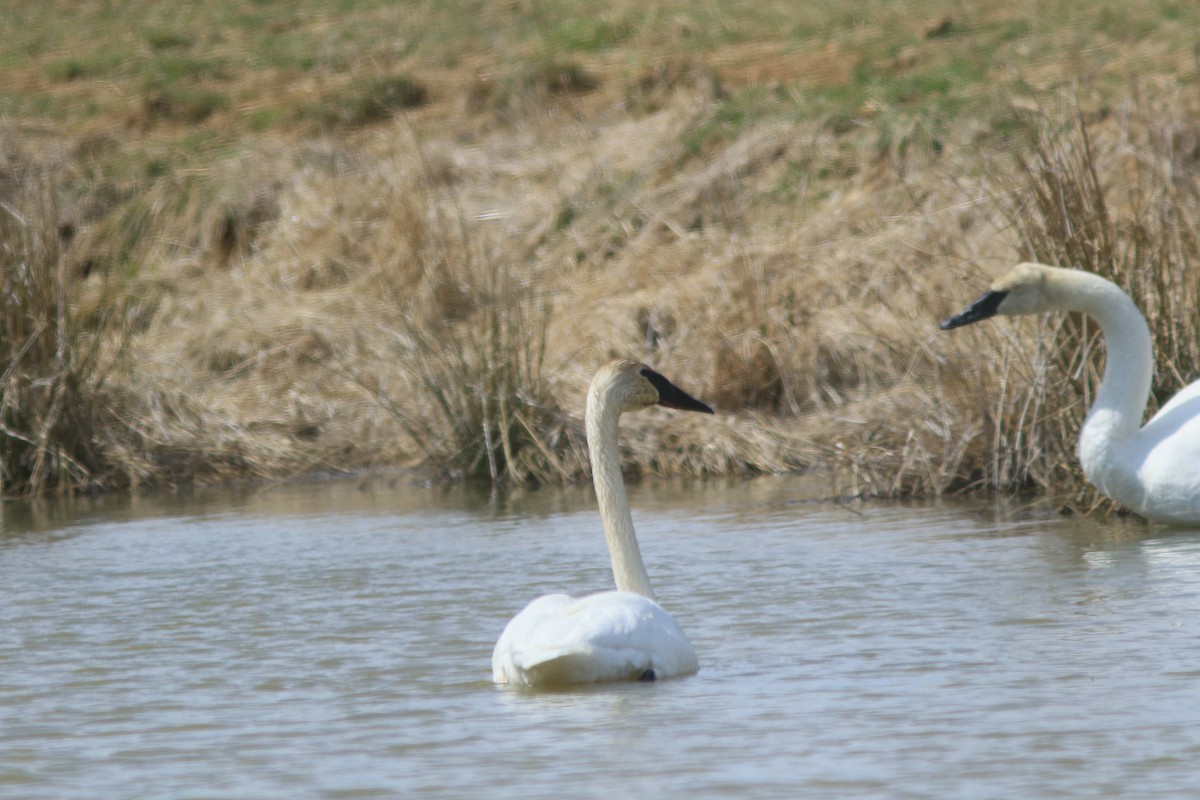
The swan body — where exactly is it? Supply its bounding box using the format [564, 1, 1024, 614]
[492, 592, 698, 685]
[941, 262, 1200, 525]
[492, 360, 713, 686]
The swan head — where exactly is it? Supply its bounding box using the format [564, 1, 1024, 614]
[940, 262, 1055, 330]
[592, 360, 714, 415]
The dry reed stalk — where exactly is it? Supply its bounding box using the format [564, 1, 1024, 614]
[0, 169, 132, 493]
[276, 133, 592, 487]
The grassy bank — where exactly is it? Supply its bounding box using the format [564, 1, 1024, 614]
[2, 0, 1199, 502]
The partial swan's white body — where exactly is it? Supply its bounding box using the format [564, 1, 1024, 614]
[942, 263, 1200, 525]
[492, 361, 712, 686]
[491, 592, 698, 685]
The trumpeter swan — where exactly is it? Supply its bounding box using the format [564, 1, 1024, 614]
[941, 262, 1200, 525]
[492, 360, 713, 686]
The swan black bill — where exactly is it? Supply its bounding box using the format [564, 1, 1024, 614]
[640, 368, 714, 414]
[940, 289, 1009, 330]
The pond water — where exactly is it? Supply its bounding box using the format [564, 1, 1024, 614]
[3, 476, 1200, 799]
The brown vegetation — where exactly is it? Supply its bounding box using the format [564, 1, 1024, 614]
[2, 1, 1198, 501]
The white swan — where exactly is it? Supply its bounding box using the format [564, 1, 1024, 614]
[941, 262, 1200, 525]
[492, 360, 713, 686]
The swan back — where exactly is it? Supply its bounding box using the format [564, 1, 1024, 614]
[492, 591, 699, 685]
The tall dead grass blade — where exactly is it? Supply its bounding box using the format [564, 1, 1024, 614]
[1, 167, 135, 494]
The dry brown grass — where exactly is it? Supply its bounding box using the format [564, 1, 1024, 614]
[0, 164, 135, 493]
[3, 2, 1199, 500]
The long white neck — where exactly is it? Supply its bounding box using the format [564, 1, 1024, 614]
[585, 379, 656, 600]
[1052, 270, 1153, 480]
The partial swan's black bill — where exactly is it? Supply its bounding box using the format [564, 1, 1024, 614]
[641, 368, 714, 414]
[940, 289, 1008, 330]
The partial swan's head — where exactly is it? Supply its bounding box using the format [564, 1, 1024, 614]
[940, 262, 1056, 330]
[592, 360, 714, 415]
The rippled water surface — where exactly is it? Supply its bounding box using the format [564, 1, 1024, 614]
[4, 477, 1200, 798]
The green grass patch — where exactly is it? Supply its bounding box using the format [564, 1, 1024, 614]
[144, 28, 196, 51]
[298, 74, 429, 128]
[246, 108, 283, 132]
[145, 53, 232, 85]
[550, 16, 635, 52]
[522, 60, 598, 94]
[141, 85, 231, 124]
[681, 90, 765, 158]
[45, 48, 129, 82]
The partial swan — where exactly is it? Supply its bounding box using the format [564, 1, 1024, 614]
[492, 360, 713, 686]
[941, 262, 1200, 525]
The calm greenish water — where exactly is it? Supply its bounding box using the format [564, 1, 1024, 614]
[3, 477, 1200, 799]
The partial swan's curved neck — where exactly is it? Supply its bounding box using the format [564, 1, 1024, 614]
[586, 381, 655, 600]
[1053, 269, 1153, 453]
